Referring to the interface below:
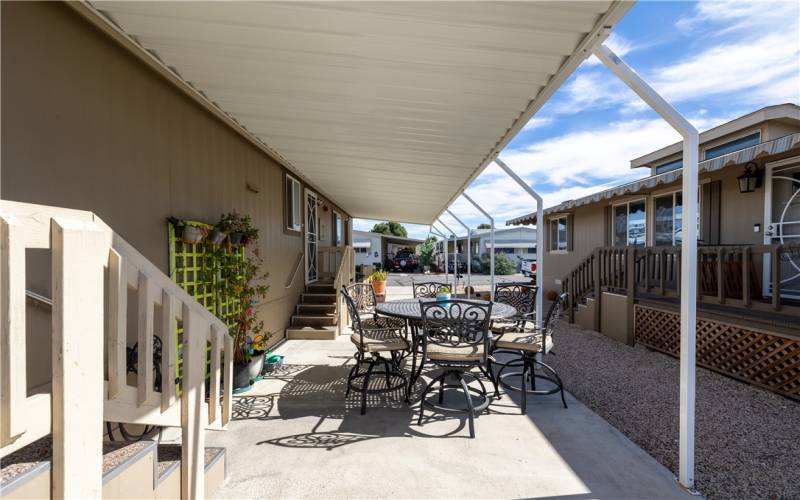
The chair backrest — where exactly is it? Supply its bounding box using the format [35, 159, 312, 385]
[412, 281, 452, 298]
[341, 286, 365, 335]
[542, 293, 568, 337]
[419, 299, 492, 356]
[344, 283, 377, 317]
[493, 283, 537, 316]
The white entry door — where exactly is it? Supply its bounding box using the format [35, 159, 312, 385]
[305, 190, 319, 284]
[763, 158, 800, 299]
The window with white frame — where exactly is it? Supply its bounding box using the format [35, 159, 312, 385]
[654, 192, 683, 246]
[284, 174, 301, 232]
[549, 216, 569, 252]
[613, 199, 646, 247]
[333, 212, 343, 246]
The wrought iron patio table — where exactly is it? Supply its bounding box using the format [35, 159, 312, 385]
[375, 298, 517, 402]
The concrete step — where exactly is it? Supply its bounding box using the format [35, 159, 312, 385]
[301, 293, 336, 305]
[297, 303, 336, 315]
[306, 283, 335, 293]
[0, 436, 226, 499]
[291, 315, 337, 328]
[286, 326, 338, 340]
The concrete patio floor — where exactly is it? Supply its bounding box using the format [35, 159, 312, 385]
[208, 336, 696, 499]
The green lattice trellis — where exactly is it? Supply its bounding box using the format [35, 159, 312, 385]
[167, 220, 245, 383]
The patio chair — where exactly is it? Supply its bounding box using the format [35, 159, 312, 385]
[417, 299, 493, 438]
[341, 286, 409, 415]
[492, 293, 568, 414]
[345, 283, 406, 329]
[490, 283, 538, 335]
[411, 280, 452, 298]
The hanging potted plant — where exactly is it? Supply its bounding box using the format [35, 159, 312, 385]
[226, 247, 271, 392]
[207, 215, 229, 245]
[367, 269, 388, 296]
[169, 217, 208, 244]
[241, 216, 259, 246]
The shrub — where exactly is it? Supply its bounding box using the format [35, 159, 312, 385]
[493, 253, 516, 275]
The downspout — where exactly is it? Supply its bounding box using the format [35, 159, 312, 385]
[446, 209, 471, 294]
[462, 193, 494, 300]
[494, 158, 544, 329]
[437, 218, 459, 292]
[594, 43, 699, 491]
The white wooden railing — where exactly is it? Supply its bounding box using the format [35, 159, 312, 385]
[0, 200, 232, 499]
[332, 246, 355, 334]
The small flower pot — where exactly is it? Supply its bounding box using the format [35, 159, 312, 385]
[247, 351, 265, 380]
[233, 362, 252, 391]
[229, 232, 244, 246]
[435, 292, 451, 302]
[262, 354, 284, 374]
[182, 225, 206, 244]
[207, 229, 227, 245]
[371, 280, 386, 296]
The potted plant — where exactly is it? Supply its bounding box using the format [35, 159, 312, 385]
[242, 219, 259, 246]
[262, 351, 284, 374]
[367, 269, 388, 296]
[207, 218, 228, 246]
[435, 286, 451, 302]
[217, 211, 244, 246]
[169, 217, 208, 244]
[226, 247, 271, 391]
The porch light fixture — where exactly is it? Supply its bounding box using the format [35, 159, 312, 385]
[737, 162, 762, 193]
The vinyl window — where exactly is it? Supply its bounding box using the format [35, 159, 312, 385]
[285, 174, 301, 232]
[549, 216, 569, 252]
[613, 199, 646, 247]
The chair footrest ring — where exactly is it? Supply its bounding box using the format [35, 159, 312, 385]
[498, 371, 562, 396]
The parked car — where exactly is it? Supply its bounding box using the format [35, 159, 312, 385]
[391, 250, 418, 272]
[520, 258, 537, 277]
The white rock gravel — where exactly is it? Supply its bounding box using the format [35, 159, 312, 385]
[544, 323, 800, 500]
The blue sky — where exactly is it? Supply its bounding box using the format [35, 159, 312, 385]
[354, 0, 800, 240]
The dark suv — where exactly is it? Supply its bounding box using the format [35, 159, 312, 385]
[391, 250, 419, 272]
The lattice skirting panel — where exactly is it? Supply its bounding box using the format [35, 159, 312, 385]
[635, 304, 800, 401]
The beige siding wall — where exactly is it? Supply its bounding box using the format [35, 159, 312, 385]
[1, 2, 349, 345]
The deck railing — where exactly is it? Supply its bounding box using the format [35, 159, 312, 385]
[1, 200, 232, 499]
[563, 243, 800, 327]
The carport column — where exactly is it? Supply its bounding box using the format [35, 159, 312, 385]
[430, 225, 448, 284]
[493, 158, 544, 329]
[462, 193, 494, 300]
[593, 43, 699, 490]
[446, 209, 471, 294]
[437, 218, 459, 292]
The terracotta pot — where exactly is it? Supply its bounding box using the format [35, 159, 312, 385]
[371, 280, 386, 296]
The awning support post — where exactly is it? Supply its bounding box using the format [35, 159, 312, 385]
[437, 218, 459, 292]
[462, 193, 494, 300]
[446, 209, 471, 294]
[493, 158, 544, 329]
[430, 224, 448, 285]
[594, 43, 699, 491]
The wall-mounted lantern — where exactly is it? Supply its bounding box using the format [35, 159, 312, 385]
[737, 162, 762, 193]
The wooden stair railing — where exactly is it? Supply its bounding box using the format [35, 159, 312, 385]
[1, 200, 232, 499]
[562, 244, 800, 330]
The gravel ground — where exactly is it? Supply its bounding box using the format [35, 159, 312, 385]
[545, 323, 800, 500]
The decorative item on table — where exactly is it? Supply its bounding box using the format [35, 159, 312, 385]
[367, 269, 388, 296]
[464, 285, 475, 298]
[435, 286, 451, 302]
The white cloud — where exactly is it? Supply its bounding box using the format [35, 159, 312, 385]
[522, 116, 553, 131]
[676, 0, 799, 35]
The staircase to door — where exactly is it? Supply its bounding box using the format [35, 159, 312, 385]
[0, 201, 233, 499]
[287, 246, 354, 340]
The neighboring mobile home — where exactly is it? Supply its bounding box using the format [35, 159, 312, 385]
[507, 103, 800, 401]
[435, 226, 537, 272]
[353, 230, 423, 269]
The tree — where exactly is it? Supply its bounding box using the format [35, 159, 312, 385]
[481, 253, 517, 275]
[419, 236, 436, 266]
[371, 221, 408, 237]
[477, 223, 491, 229]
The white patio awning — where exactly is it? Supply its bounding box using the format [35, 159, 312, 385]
[81, 1, 631, 224]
